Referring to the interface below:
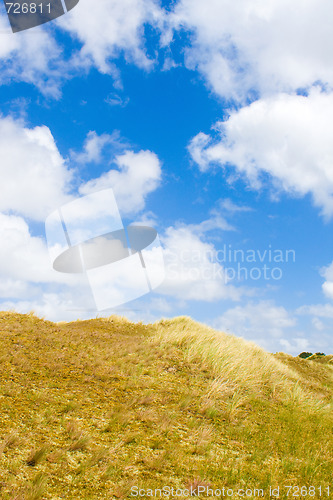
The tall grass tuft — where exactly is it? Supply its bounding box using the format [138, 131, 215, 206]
[152, 316, 325, 406]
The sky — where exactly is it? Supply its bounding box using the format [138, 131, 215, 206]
[0, 0, 333, 355]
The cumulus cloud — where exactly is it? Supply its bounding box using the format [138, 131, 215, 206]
[0, 294, 95, 322]
[105, 93, 129, 107]
[311, 317, 325, 331]
[159, 223, 243, 302]
[0, 0, 166, 94]
[279, 337, 310, 354]
[0, 211, 243, 317]
[0, 213, 52, 283]
[0, 109, 166, 319]
[0, 212, 85, 287]
[319, 261, 333, 299]
[0, 210, 164, 320]
[58, 0, 165, 78]
[219, 198, 253, 214]
[72, 131, 113, 164]
[189, 90, 333, 217]
[80, 149, 162, 215]
[297, 303, 333, 319]
[0, 115, 74, 221]
[71, 130, 128, 164]
[170, 0, 333, 101]
[186, 211, 235, 234]
[1, 212, 242, 320]
[0, 13, 65, 97]
[0, 116, 162, 221]
[3, 0, 333, 100]
[213, 300, 299, 352]
[295, 303, 333, 352]
[0, 211, 95, 321]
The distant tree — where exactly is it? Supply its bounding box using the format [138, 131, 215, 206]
[298, 352, 313, 359]
[315, 352, 326, 356]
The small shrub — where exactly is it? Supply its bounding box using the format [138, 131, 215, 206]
[25, 473, 47, 500]
[68, 435, 90, 451]
[27, 447, 48, 467]
[184, 478, 212, 495]
[0, 432, 20, 453]
[299, 352, 313, 359]
[61, 402, 78, 414]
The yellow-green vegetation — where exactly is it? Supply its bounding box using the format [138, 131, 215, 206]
[0, 312, 332, 499]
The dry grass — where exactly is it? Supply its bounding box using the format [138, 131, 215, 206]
[153, 317, 303, 394]
[0, 311, 332, 499]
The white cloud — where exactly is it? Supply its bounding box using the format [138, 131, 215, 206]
[322, 281, 333, 300]
[0, 213, 50, 283]
[0, 294, 94, 322]
[0, 278, 32, 300]
[71, 130, 128, 164]
[105, 93, 129, 107]
[159, 223, 243, 302]
[2, 0, 332, 100]
[0, 212, 82, 286]
[132, 211, 158, 227]
[0, 293, 174, 324]
[297, 303, 333, 319]
[0, 211, 97, 320]
[0, 115, 73, 221]
[189, 90, 333, 218]
[295, 303, 333, 352]
[170, 0, 333, 101]
[0, 0, 166, 94]
[186, 211, 235, 234]
[0, 112, 166, 319]
[72, 131, 112, 163]
[279, 337, 310, 354]
[213, 300, 298, 352]
[216, 300, 296, 337]
[58, 0, 165, 78]
[218, 198, 253, 214]
[0, 210, 164, 319]
[0, 118, 162, 222]
[312, 317, 325, 331]
[0, 14, 65, 97]
[80, 149, 162, 215]
[319, 261, 333, 299]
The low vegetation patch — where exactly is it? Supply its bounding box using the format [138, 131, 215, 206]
[0, 312, 332, 499]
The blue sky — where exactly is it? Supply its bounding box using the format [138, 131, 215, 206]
[0, 0, 333, 354]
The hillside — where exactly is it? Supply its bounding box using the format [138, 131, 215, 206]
[0, 312, 332, 499]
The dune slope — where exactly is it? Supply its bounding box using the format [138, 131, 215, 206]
[0, 312, 332, 499]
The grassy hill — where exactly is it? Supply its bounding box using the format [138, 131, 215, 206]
[0, 312, 332, 499]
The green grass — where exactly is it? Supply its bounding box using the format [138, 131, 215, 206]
[0, 312, 332, 499]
